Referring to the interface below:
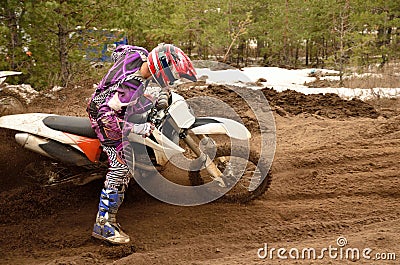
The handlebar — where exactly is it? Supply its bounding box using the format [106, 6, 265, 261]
[147, 107, 167, 127]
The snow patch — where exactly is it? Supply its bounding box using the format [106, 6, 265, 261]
[195, 66, 400, 100]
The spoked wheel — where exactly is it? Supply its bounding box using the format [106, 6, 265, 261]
[24, 160, 104, 187]
[0, 91, 26, 116]
[189, 144, 272, 203]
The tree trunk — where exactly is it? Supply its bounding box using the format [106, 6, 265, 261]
[58, 23, 69, 87]
[305, 39, 309, 66]
[187, 31, 193, 57]
[283, 0, 289, 65]
[5, 7, 21, 70]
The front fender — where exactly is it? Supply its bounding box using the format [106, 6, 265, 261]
[190, 117, 251, 140]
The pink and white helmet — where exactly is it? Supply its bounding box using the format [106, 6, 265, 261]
[148, 43, 197, 88]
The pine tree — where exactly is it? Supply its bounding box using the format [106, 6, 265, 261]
[23, 0, 112, 88]
[0, 0, 27, 72]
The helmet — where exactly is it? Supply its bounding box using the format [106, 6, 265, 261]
[148, 43, 197, 88]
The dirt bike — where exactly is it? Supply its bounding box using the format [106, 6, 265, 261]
[0, 88, 272, 204]
[0, 71, 26, 116]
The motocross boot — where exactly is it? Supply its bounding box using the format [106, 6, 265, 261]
[92, 188, 130, 244]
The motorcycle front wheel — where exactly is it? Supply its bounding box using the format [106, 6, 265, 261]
[189, 144, 272, 203]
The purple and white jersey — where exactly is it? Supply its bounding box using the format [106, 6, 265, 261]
[88, 45, 153, 146]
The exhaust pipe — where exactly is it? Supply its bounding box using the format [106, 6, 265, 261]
[15, 133, 92, 166]
[15, 133, 53, 158]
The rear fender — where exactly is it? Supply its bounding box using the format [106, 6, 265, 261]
[0, 113, 99, 160]
[0, 113, 77, 144]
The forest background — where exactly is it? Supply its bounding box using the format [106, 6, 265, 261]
[0, 0, 399, 89]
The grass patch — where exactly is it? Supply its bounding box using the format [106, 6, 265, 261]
[306, 62, 400, 89]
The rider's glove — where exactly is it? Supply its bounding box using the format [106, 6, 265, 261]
[131, 122, 155, 138]
[156, 89, 171, 110]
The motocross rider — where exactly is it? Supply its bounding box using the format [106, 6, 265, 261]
[87, 43, 197, 244]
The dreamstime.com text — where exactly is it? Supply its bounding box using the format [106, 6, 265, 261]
[257, 237, 396, 261]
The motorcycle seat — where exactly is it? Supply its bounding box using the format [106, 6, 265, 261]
[43, 115, 97, 139]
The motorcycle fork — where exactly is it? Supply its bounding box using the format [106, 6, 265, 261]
[182, 133, 227, 187]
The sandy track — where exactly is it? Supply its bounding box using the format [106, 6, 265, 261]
[0, 85, 399, 264]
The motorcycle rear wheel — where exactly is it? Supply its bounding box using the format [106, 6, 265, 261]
[24, 161, 73, 186]
[189, 144, 272, 203]
[23, 160, 104, 187]
[0, 91, 26, 116]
